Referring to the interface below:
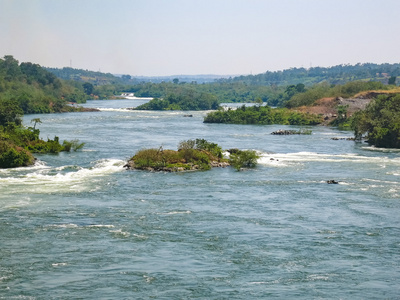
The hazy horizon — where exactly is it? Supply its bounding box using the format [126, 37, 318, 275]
[1, 0, 399, 76]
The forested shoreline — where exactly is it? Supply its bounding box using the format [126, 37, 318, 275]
[0, 56, 87, 168]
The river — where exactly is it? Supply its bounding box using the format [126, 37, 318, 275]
[1, 99, 399, 299]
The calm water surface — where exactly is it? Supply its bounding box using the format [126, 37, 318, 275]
[1, 99, 399, 299]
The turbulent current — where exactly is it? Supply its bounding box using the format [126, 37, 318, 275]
[1, 99, 399, 299]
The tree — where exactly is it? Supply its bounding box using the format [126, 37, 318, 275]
[0, 99, 23, 126]
[351, 94, 400, 148]
[31, 118, 42, 130]
[83, 82, 94, 95]
[228, 149, 259, 171]
[2, 55, 21, 80]
[388, 76, 396, 85]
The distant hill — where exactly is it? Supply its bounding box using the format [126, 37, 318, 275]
[131, 74, 233, 84]
[45, 67, 126, 85]
[225, 63, 400, 86]
[46, 67, 232, 85]
[47, 63, 400, 87]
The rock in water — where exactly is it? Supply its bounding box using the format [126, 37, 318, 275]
[327, 180, 339, 184]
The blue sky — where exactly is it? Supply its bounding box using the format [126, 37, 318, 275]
[1, 0, 399, 76]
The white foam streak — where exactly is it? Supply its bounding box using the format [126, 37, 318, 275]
[0, 159, 125, 193]
[159, 210, 192, 215]
[98, 108, 133, 112]
[257, 151, 400, 167]
[361, 146, 400, 153]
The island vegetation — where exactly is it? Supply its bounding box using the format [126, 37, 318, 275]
[134, 90, 219, 111]
[125, 139, 259, 172]
[204, 105, 322, 125]
[226, 148, 259, 171]
[351, 94, 400, 148]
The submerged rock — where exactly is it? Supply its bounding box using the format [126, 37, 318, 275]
[327, 180, 339, 184]
[271, 129, 312, 135]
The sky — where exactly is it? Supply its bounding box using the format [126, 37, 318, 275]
[1, 0, 399, 76]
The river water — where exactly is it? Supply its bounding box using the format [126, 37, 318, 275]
[1, 99, 399, 299]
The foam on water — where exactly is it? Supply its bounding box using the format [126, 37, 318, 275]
[257, 151, 400, 166]
[0, 159, 125, 194]
[361, 146, 400, 153]
[159, 210, 192, 215]
[98, 108, 133, 112]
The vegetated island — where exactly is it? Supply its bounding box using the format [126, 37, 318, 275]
[204, 105, 322, 125]
[133, 90, 219, 111]
[124, 139, 259, 172]
[203, 82, 400, 148]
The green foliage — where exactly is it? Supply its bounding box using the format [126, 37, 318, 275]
[62, 139, 85, 152]
[204, 105, 322, 125]
[285, 81, 388, 108]
[83, 82, 94, 95]
[351, 94, 400, 148]
[46, 67, 124, 86]
[0, 55, 88, 115]
[0, 119, 85, 168]
[178, 138, 223, 159]
[228, 63, 400, 87]
[135, 90, 219, 111]
[130, 140, 225, 171]
[45, 62, 400, 107]
[228, 149, 259, 171]
[30, 118, 42, 129]
[329, 105, 350, 128]
[388, 76, 396, 85]
[178, 139, 196, 150]
[0, 99, 23, 126]
[0, 141, 34, 168]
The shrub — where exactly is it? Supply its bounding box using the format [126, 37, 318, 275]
[178, 138, 223, 159]
[351, 94, 400, 148]
[62, 139, 85, 152]
[0, 141, 34, 168]
[130, 140, 226, 171]
[203, 105, 322, 125]
[229, 150, 259, 171]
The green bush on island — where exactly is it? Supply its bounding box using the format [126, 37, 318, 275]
[127, 139, 227, 171]
[0, 140, 34, 168]
[135, 91, 219, 111]
[127, 139, 261, 172]
[62, 139, 86, 152]
[351, 94, 400, 148]
[204, 105, 322, 125]
[178, 138, 223, 159]
[228, 149, 260, 171]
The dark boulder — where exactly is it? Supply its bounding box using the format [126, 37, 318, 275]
[327, 180, 339, 184]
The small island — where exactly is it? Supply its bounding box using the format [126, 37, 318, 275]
[134, 91, 219, 111]
[125, 139, 259, 172]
